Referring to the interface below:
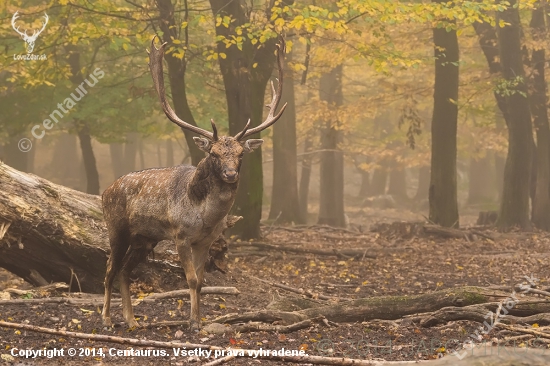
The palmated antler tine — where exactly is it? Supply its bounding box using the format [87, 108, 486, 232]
[235, 37, 288, 141]
[148, 36, 214, 140]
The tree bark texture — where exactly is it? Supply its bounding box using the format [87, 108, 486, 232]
[298, 137, 313, 221]
[529, 5, 550, 230]
[317, 66, 346, 227]
[269, 52, 303, 224]
[429, 18, 460, 228]
[0, 163, 228, 293]
[155, 0, 204, 166]
[496, 0, 534, 230]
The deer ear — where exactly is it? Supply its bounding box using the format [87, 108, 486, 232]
[243, 139, 263, 153]
[193, 137, 211, 153]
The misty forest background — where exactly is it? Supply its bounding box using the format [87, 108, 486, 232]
[0, 0, 549, 240]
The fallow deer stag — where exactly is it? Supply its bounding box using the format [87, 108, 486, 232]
[101, 36, 286, 329]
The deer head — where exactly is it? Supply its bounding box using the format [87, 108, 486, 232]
[11, 11, 49, 54]
[148, 36, 286, 184]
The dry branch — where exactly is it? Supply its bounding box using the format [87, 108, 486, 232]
[233, 242, 376, 259]
[420, 304, 550, 327]
[144, 286, 240, 300]
[0, 287, 240, 306]
[202, 355, 237, 366]
[495, 323, 550, 340]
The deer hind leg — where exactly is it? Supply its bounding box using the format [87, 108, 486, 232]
[102, 232, 130, 327]
[118, 241, 151, 328]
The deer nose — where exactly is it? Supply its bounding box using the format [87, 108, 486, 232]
[223, 168, 238, 182]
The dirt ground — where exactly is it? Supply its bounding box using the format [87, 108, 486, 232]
[1, 206, 550, 365]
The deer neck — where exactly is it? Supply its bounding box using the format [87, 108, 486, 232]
[187, 156, 238, 216]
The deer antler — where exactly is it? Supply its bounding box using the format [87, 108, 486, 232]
[33, 13, 49, 38]
[235, 38, 288, 141]
[148, 36, 216, 141]
[11, 11, 28, 38]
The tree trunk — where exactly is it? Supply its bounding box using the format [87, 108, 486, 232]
[0, 163, 230, 293]
[529, 5, 550, 230]
[155, 0, 204, 166]
[317, 65, 346, 227]
[209, 0, 279, 239]
[77, 124, 100, 195]
[496, 0, 534, 230]
[388, 166, 408, 201]
[467, 155, 495, 205]
[109, 143, 124, 179]
[429, 13, 460, 228]
[370, 163, 388, 196]
[268, 52, 302, 224]
[298, 138, 313, 222]
[415, 166, 430, 201]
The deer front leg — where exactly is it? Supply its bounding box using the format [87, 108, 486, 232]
[176, 239, 200, 330]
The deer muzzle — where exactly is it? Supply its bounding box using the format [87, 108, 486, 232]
[222, 168, 238, 183]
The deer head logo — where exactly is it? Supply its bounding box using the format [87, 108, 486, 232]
[11, 11, 49, 54]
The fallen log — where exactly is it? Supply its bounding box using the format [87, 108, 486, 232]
[213, 287, 550, 325]
[0, 163, 230, 293]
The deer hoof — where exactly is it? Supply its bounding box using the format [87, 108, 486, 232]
[102, 317, 113, 327]
[125, 318, 141, 329]
[189, 319, 201, 331]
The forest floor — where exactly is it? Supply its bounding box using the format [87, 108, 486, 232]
[1, 206, 550, 365]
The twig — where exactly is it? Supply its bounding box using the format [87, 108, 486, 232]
[496, 323, 550, 340]
[203, 355, 236, 366]
[251, 276, 337, 301]
[145, 287, 240, 300]
[232, 317, 321, 334]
